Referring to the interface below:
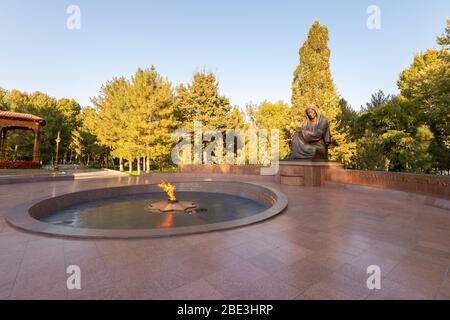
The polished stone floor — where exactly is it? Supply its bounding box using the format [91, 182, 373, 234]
[0, 174, 449, 300]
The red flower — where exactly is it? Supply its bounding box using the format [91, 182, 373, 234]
[0, 161, 42, 169]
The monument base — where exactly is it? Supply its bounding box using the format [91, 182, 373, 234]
[276, 160, 343, 187]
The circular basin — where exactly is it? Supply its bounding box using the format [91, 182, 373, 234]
[6, 181, 288, 238]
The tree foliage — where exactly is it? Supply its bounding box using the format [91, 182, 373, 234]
[69, 108, 104, 165]
[89, 66, 177, 171]
[247, 100, 291, 160]
[175, 71, 231, 132]
[336, 20, 449, 173]
[1, 20, 447, 174]
[291, 20, 354, 163]
[343, 93, 435, 172]
[397, 33, 449, 171]
[1, 89, 81, 163]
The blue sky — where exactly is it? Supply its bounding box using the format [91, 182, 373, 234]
[0, 0, 448, 110]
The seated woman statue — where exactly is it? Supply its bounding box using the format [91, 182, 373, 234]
[289, 104, 331, 160]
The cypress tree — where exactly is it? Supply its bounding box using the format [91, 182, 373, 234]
[291, 20, 354, 163]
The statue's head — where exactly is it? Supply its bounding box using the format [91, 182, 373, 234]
[305, 104, 319, 120]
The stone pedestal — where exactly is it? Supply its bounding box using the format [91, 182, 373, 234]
[276, 160, 343, 187]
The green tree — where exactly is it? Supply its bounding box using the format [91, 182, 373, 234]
[175, 71, 231, 132]
[407, 125, 434, 172]
[0, 88, 8, 110]
[57, 98, 81, 132]
[291, 21, 339, 121]
[436, 18, 450, 47]
[90, 76, 132, 170]
[247, 100, 291, 160]
[350, 93, 434, 173]
[2, 89, 81, 163]
[398, 20, 450, 172]
[89, 66, 177, 172]
[363, 90, 393, 111]
[228, 106, 246, 130]
[70, 108, 105, 166]
[174, 70, 232, 164]
[129, 67, 177, 171]
[354, 136, 387, 171]
[335, 98, 357, 166]
[291, 20, 352, 162]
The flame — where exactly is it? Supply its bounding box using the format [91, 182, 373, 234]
[158, 180, 176, 201]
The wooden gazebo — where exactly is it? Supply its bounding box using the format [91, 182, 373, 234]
[0, 111, 46, 162]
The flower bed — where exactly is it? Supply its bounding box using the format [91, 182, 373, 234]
[0, 161, 42, 169]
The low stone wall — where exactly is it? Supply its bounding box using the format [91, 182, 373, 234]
[179, 164, 449, 200]
[326, 169, 450, 199]
[179, 164, 264, 175]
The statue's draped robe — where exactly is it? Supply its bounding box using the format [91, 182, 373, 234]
[290, 110, 331, 160]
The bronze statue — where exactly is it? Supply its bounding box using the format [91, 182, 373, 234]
[289, 104, 331, 160]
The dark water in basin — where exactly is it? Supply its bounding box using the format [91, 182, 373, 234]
[41, 192, 268, 229]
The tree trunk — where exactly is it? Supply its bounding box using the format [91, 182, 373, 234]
[128, 158, 133, 173]
[146, 155, 151, 172]
[159, 158, 163, 172]
[137, 157, 141, 175]
[119, 157, 124, 172]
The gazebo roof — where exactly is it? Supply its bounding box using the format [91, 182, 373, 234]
[0, 111, 46, 126]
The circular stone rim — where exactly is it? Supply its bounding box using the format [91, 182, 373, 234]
[5, 181, 288, 239]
